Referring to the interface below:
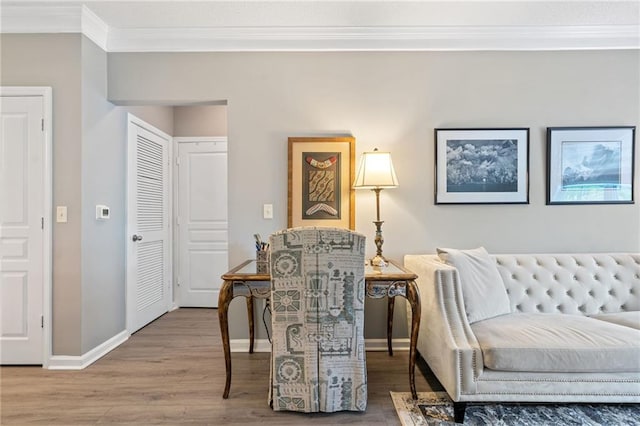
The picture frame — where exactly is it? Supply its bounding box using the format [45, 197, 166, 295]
[547, 126, 635, 205]
[435, 128, 530, 204]
[288, 136, 355, 229]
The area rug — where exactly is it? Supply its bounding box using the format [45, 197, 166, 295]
[390, 392, 640, 426]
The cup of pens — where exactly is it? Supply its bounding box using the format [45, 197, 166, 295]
[254, 234, 270, 274]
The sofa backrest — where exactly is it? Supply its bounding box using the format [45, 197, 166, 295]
[493, 254, 640, 315]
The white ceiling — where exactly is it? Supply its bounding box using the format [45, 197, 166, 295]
[2, 1, 639, 52]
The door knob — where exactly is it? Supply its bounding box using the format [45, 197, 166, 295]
[132, 234, 143, 242]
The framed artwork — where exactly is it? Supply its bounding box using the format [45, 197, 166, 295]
[547, 126, 635, 205]
[435, 128, 529, 204]
[288, 136, 355, 229]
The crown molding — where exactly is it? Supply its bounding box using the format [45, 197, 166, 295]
[107, 24, 640, 52]
[1, 4, 109, 50]
[2, 4, 639, 52]
[81, 5, 109, 50]
[1, 5, 82, 33]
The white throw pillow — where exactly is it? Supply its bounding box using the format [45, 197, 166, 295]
[437, 247, 511, 324]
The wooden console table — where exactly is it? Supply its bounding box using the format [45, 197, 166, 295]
[218, 258, 420, 400]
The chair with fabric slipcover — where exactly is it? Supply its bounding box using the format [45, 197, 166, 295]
[268, 227, 368, 412]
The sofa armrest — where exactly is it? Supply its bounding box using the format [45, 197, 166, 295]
[404, 254, 484, 400]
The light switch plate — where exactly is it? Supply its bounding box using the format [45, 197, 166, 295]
[263, 203, 273, 219]
[56, 206, 67, 223]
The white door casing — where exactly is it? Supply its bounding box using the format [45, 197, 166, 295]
[174, 138, 228, 308]
[0, 88, 52, 365]
[126, 114, 172, 334]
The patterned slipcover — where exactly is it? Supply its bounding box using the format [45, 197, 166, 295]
[269, 227, 368, 412]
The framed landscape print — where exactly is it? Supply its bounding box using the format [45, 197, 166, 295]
[435, 128, 529, 204]
[547, 126, 635, 205]
[288, 136, 355, 229]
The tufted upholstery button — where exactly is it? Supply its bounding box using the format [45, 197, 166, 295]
[546, 289, 552, 296]
[579, 305, 586, 312]
[512, 274, 517, 280]
[588, 290, 595, 296]
[553, 274, 558, 280]
[608, 289, 614, 296]
[613, 274, 619, 280]
[573, 275, 578, 281]
[536, 304, 542, 311]
[516, 304, 522, 311]
[532, 274, 538, 280]
[525, 288, 531, 295]
[622, 304, 627, 310]
[594, 275, 599, 281]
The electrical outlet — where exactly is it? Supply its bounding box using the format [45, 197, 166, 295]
[263, 203, 273, 219]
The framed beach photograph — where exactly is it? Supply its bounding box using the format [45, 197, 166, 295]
[435, 128, 530, 204]
[547, 126, 635, 205]
[288, 136, 355, 229]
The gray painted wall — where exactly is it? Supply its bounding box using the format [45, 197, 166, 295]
[1, 34, 84, 354]
[1, 34, 175, 355]
[81, 35, 125, 353]
[108, 50, 640, 341]
[2, 34, 639, 353]
[79, 38, 178, 353]
[174, 105, 227, 136]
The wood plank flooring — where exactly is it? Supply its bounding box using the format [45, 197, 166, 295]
[1, 308, 441, 425]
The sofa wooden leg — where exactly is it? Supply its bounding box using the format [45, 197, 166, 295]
[453, 402, 467, 424]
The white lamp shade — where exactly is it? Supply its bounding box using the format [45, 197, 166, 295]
[353, 149, 399, 189]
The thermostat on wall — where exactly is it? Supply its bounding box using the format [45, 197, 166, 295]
[96, 205, 110, 220]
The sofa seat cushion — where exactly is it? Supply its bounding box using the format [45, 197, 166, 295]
[471, 313, 640, 373]
[590, 311, 640, 330]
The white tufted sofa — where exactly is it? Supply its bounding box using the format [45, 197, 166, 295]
[404, 253, 640, 414]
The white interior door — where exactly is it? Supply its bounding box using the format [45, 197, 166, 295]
[0, 95, 44, 364]
[126, 114, 171, 334]
[175, 138, 228, 308]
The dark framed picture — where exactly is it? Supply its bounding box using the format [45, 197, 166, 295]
[435, 128, 529, 204]
[547, 126, 635, 205]
[288, 136, 355, 229]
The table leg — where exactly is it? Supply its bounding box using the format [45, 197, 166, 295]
[218, 281, 233, 399]
[405, 280, 421, 399]
[246, 296, 255, 354]
[387, 297, 395, 356]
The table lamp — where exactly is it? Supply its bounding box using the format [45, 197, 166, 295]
[353, 148, 398, 267]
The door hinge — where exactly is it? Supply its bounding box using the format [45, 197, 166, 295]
[41, 315, 44, 328]
[41, 119, 44, 131]
[41, 217, 44, 229]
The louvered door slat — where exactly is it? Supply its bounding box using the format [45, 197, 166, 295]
[136, 241, 164, 311]
[137, 135, 164, 233]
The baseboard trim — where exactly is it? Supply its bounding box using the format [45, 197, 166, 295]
[230, 337, 410, 353]
[48, 330, 129, 370]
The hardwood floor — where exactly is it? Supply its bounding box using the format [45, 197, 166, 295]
[1, 308, 441, 425]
